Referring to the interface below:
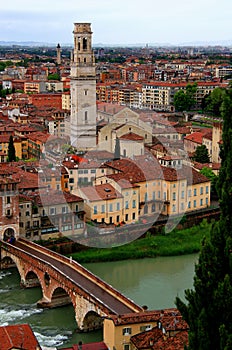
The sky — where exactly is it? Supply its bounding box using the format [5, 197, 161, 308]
[0, 0, 231, 46]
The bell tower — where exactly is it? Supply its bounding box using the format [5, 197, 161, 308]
[70, 23, 97, 150]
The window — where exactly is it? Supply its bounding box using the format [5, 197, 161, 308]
[123, 328, 131, 335]
[173, 192, 176, 201]
[206, 186, 209, 194]
[152, 203, 156, 212]
[62, 206, 68, 214]
[101, 205, 105, 213]
[132, 212, 136, 220]
[188, 189, 191, 198]
[109, 204, 113, 212]
[194, 188, 197, 196]
[124, 345, 130, 350]
[172, 204, 176, 212]
[91, 169, 96, 173]
[200, 187, 203, 195]
[85, 111, 88, 124]
[84, 89, 88, 96]
[200, 198, 203, 206]
[6, 196, 11, 204]
[116, 202, 120, 211]
[188, 201, 191, 208]
[132, 200, 136, 208]
[206, 197, 209, 205]
[94, 206, 97, 214]
[152, 191, 156, 200]
[50, 207, 56, 215]
[125, 201, 129, 209]
[26, 211, 30, 216]
[194, 200, 196, 208]
[181, 191, 185, 199]
[181, 203, 184, 210]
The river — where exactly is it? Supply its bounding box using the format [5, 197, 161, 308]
[0, 254, 198, 348]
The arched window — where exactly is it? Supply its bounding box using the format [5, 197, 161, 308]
[85, 111, 88, 124]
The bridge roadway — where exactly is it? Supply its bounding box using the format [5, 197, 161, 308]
[13, 239, 142, 315]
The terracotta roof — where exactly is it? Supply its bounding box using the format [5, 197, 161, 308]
[61, 341, 108, 350]
[35, 190, 83, 206]
[108, 308, 181, 326]
[153, 330, 189, 349]
[0, 324, 41, 350]
[119, 132, 144, 141]
[80, 183, 123, 202]
[131, 327, 163, 349]
[184, 132, 204, 144]
[193, 162, 221, 171]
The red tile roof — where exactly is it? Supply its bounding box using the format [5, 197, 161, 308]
[119, 132, 144, 141]
[184, 132, 204, 144]
[0, 324, 41, 350]
[80, 183, 123, 202]
[61, 341, 108, 350]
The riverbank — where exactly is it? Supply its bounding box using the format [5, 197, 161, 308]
[69, 219, 212, 263]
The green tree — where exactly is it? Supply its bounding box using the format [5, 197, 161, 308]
[114, 137, 120, 159]
[193, 145, 210, 163]
[200, 167, 218, 196]
[7, 135, 16, 162]
[48, 73, 60, 81]
[174, 83, 197, 111]
[176, 86, 232, 349]
[204, 87, 226, 116]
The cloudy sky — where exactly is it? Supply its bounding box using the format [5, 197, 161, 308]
[1, 0, 231, 45]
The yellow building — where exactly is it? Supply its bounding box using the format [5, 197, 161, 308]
[78, 183, 124, 225]
[103, 308, 188, 350]
[0, 135, 22, 160]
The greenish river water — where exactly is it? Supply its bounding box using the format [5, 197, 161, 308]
[0, 254, 198, 348]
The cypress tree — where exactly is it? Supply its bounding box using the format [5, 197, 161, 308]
[7, 135, 16, 162]
[176, 87, 232, 349]
[114, 137, 121, 159]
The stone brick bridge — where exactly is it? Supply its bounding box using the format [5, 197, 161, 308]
[0, 238, 143, 330]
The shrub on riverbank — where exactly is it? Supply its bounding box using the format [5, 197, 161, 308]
[69, 219, 212, 263]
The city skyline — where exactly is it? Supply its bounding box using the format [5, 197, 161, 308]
[1, 0, 231, 46]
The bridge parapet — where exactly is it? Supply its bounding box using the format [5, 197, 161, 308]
[0, 239, 143, 330]
[18, 238, 143, 313]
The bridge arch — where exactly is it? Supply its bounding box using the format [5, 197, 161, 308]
[82, 310, 103, 331]
[50, 287, 72, 308]
[0, 251, 26, 284]
[0, 256, 15, 269]
[25, 270, 41, 288]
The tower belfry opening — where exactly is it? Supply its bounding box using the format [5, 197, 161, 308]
[70, 23, 97, 150]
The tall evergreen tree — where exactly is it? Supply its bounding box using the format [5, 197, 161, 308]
[7, 135, 16, 162]
[176, 87, 232, 350]
[114, 137, 121, 160]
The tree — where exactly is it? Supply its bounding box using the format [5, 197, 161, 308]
[7, 135, 16, 162]
[176, 87, 232, 349]
[203, 87, 226, 116]
[193, 145, 210, 163]
[174, 83, 197, 112]
[200, 167, 218, 196]
[114, 137, 121, 159]
[48, 73, 60, 81]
